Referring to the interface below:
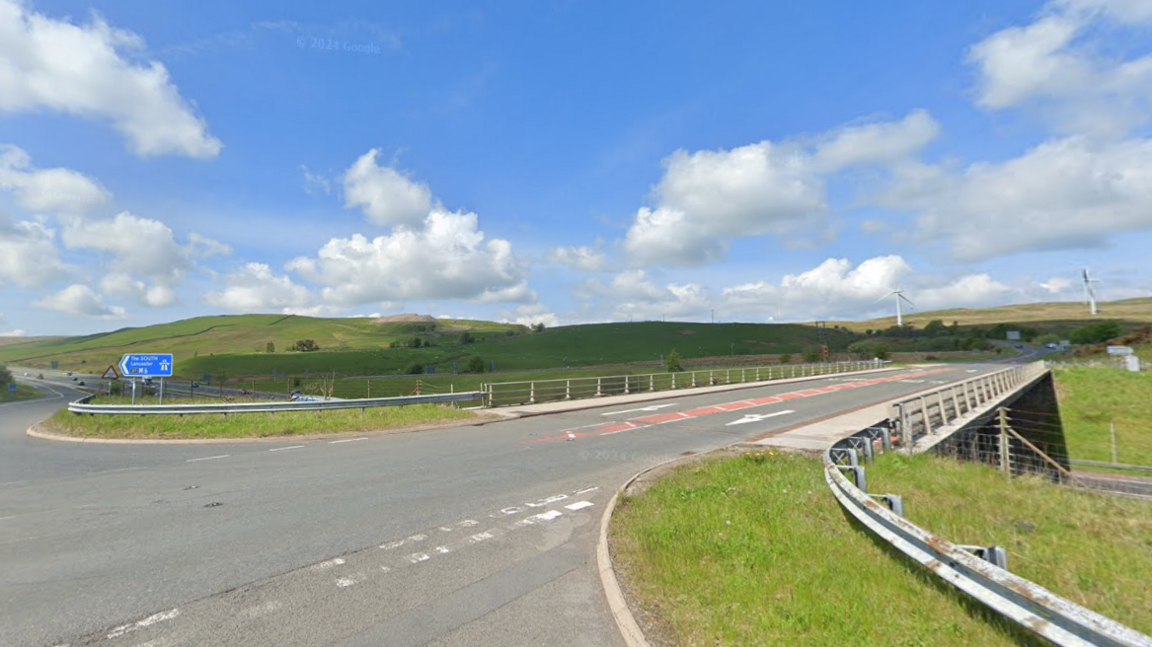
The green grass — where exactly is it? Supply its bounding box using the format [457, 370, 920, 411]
[44, 402, 481, 439]
[1051, 364, 1152, 465]
[869, 453, 1152, 635]
[845, 297, 1152, 332]
[610, 452, 1040, 647]
[0, 382, 41, 402]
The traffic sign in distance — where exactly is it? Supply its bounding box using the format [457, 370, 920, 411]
[118, 353, 174, 377]
[7, 383, 15, 393]
[101, 365, 120, 380]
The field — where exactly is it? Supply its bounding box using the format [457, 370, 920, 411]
[611, 450, 1152, 647]
[845, 297, 1152, 332]
[1051, 364, 1152, 466]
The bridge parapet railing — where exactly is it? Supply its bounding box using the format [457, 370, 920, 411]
[890, 362, 1049, 448]
[482, 360, 885, 408]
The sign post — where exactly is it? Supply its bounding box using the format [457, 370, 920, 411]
[101, 365, 119, 396]
[118, 354, 174, 406]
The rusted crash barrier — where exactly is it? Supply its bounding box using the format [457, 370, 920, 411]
[825, 428, 1152, 647]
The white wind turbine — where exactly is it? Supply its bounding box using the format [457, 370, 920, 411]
[878, 288, 914, 327]
[1082, 269, 1100, 316]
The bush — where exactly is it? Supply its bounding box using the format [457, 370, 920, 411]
[801, 347, 821, 363]
[779, 353, 792, 364]
[0, 363, 11, 389]
[465, 356, 486, 373]
[404, 362, 425, 375]
[1071, 322, 1123, 345]
[265, 342, 275, 353]
[665, 349, 683, 372]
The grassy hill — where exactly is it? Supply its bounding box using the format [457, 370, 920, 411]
[845, 297, 1152, 332]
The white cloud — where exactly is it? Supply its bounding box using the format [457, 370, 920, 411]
[288, 207, 531, 306]
[203, 262, 315, 312]
[0, 218, 68, 287]
[544, 244, 610, 272]
[1039, 276, 1073, 293]
[503, 303, 560, 328]
[301, 164, 331, 196]
[342, 149, 432, 227]
[0, 144, 111, 214]
[968, 1, 1152, 137]
[99, 272, 176, 307]
[0, 328, 25, 336]
[32, 284, 126, 319]
[186, 232, 231, 258]
[891, 137, 1152, 260]
[0, 0, 222, 158]
[62, 211, 188, 283]
[812, 110, 941, 171]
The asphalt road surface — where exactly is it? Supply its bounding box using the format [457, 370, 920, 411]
[1, 364, 1002, 647]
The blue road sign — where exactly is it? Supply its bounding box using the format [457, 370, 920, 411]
[50, 360, 58, 369]
[8, 383, 15, 393]
[118, 353, 174, 377]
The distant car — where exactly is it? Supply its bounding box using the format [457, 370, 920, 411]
[191, 382, 199, 389]
[238, 389, 251, 396]
[71, 377, 78, 381]
[1046, 343, 1058, 349]
[78, 381, 85, 386]
[66, 372, 73, 376]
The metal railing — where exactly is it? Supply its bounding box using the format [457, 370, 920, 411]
[481, 360, 885, 407]
[824, 428, 1152, 647]
[889, 362, 1049, 447]
[68, 391, 485, 416]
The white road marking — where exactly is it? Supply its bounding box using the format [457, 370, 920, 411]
[501, 506, 525, 515]
[435, 545, 450, 554]
[106, 608, 180, 639]
[186, 454, 229, 463]
[526, 494, 567, 507]
[439, 526, 453, 532]
[574, 486, 599, 495]
[0, 515, 18, 521]
[336, 573, 366, 588]
[725, 410, 796, 426]
[458, 519, 479, 527]
[564, 501, 594, 511]
[328, 437, 368, 444]
[519, 510, 563, 525]
[380, 565, 391, 572]
[966, 369, 979, 373]
[470, 531, 494, 543]
[238, 600, 283, 619]
[407, 533, 427, 542]
[310, 558, 345, 572]
[408, 552, 430, 564]
[380, 539, 405, 550]
[269, 445, 305, 452]
[600, 403, 678, 416]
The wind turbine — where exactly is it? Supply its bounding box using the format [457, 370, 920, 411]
[1082, 269, 1100, 316]
[878, 288, 914, 327]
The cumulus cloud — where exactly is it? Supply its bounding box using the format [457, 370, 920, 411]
[288, 207, 531, 306]
[812, 110, 941, 171]
[888, 137, 1152, 260]
[0, 218, 68, 287]
[203, 262, 315, 312]
[576, 256, 1016, 323]
[32, 284, 126, 319]
[0, 0, 222, 158]
[503, 303, 561, 328]
[0, 328, 25, 336]
[63, 211, 188, 283]
[0, 144, 112, 214]
[544, 244, 610, 272]
[968, 0, 1152, 137]
[342, 149, 432, 227]
[301, 164, 331, 196]
[99, 273, 176, 307]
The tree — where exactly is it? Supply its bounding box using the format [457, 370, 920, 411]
[801, 347, 821, 363]
[265, 341, 275, 353]
[779, 353, 792, 364]
[459, 331, 475, 345]
[404, 362, 425, 375]
[923, 319, 946, 336]
[532, 322, 546, 333]
[291, 339, 319, 352]
[1071, 322, 1122, 345]
[665, 349, 683, 372]
[0, 363, 11, 390]
[465, 356, 486, 373]
[873, 342, 891, 361]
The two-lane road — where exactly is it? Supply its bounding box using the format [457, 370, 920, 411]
[1, 364, 1002, 647]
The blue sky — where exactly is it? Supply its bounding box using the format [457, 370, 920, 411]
[1, 0, 1150, 336]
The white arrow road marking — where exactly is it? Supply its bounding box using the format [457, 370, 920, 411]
[601, 403, 678, 416]
[725, 410, 796, 427]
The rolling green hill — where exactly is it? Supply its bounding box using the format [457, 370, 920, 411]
[845, 297, 1152, 332]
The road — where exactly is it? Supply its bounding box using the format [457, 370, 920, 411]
[1, 364, 1002, 647]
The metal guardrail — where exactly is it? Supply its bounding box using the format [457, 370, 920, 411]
[824, 428, 1152, 647]
[889, 362, 1049, 447]
[68, 391, 485, 416]
[482, 360, 885, 407]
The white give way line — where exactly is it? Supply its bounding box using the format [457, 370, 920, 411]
[601, 403, 678, 416]
[725, 410, 796, 426]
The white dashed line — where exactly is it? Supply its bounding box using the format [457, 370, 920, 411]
[526, 494, 567, 507]
[380, 565, 392, 573]
[336, 573, 366, 588]
[500, 506, 524, 515]
[458, 519, 479, 527]
[408, 552, 430, 564]
[238, 600, 283, 619]
[519, 510, 563, 525]
[574, 486, 599, 495]
[186, 454, 229, 463]
[434, 545, 450, 554]
[407, 533, 427, 542]
[309, 558, 345, 572]
[269, 445, 305, 452]
[106, 608, 180, 639]
[470, 531, 494, 543]
[380, 539, 405, 550]
[564, 501, 594, 511]
[328, 437, 368, 444]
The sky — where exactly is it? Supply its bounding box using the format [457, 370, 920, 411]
[1, 0, 1151, 337]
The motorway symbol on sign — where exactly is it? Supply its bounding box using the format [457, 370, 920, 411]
[101, 365, 120, 380]
[118, 353, 174, 377]
[725, 409, 796, 426]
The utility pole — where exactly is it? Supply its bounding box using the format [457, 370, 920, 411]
[998, 407, 1011, 476]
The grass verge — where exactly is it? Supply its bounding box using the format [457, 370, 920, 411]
[1051, 364, 1152, 466]
[869, 453, 1152, 636]
[0, 383, 41, 402]
[610, 451, 1040, 647]
[43, 402, 481, 439]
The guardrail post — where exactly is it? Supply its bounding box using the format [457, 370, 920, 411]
[920, 397, 932, 434]
[530, 382, 536, 404]
[624, 376, 630, 395]
[692, 372, 697, 388]
[950, 387, 962, 421]
[937, 391, 948, 424]
[998, 407, 1012, 475]
[898, 403, 912, 447]
[596, 377, 602, 397]
[649, 375, 654, 392]
[566, 380, 571, 400]
[741, 368, 746, 383]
